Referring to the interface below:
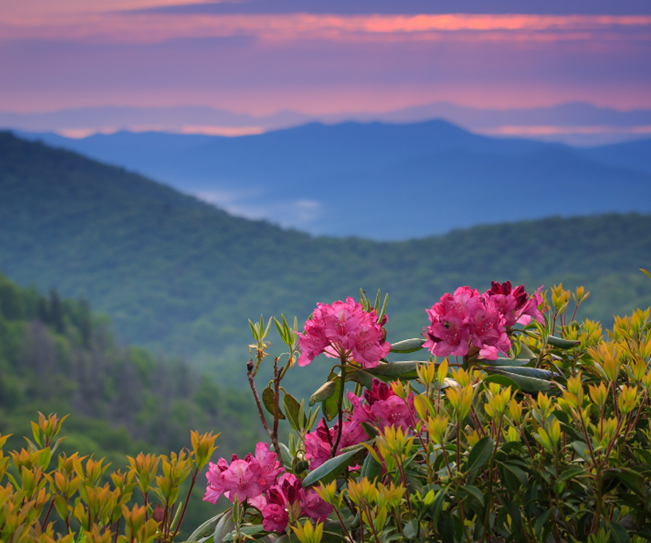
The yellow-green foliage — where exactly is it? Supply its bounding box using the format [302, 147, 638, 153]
[0, 412, 218, 543]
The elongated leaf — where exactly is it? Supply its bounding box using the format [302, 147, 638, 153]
[310, 380, 337, 406]
[360, 450, 383, 483]
[187, 513, 227, 542]
[355, 369, 375, 389]
[262, 385, 285, 420]
[365, 361, 420, 379]
[283, 392, 302, 431]
[640, 268, 651, 281]
[557, 466, 587, 484]
[223, 525, 265, 542]
[608, 521, 631, 543]
[480, 357, 531, 367]
[490, 366, 553, 380]
[484, 369, 552, 392]
[547, 335, 580, 349]
[322, 376, 341, 421]
[302, 446, 367, 487]
[390, 338, 425, 353]
[213, 512, 235, 543]
[534, 509, 551, 539]
[461, 485, 484, 507]
[499, 461, 528, 487]
[518, 342, 537, 360]
[466, 436, 494, 475]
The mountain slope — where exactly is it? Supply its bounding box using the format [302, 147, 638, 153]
[18, 121, 651, 239]
[1, 132, 650, 395]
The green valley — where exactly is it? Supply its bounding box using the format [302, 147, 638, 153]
[1, 132, 650, 397]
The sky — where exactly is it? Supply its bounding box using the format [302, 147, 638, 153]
[1, 0, 651, 132]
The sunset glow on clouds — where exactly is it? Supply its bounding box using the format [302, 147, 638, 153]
[1, 0, 650, 126]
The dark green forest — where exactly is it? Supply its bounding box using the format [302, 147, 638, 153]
[0, 271, 264, 460]
[1, 132, 651, 398]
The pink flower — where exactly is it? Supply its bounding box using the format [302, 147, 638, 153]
[261, 503, 288, 532]
[252, 442, 284, 492]
[203, 442, 282, 505]
[423, 286, 506, 361]
[297, 297, 390, 369]
[348, 379, 414, 433]
[304, 418, 367, 470]
[302, 489, 332, 522]
[484, 282, 545, 328]
[218, 457, 263, 502]
[261, 473, 332, 532]
[467, 297, 511, 360]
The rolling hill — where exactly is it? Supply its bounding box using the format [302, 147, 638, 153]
[17, 121, 651, 239]
[1, 132, 651, 395]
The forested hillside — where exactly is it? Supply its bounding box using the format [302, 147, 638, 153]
[0, 271, 264, 459]
[20, 122, 651, 238]
[1, 132, 650, 396]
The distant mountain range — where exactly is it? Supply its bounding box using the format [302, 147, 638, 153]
[1, 132, 650, 395]
[4, 101, 651, 145]
[16, 119, 651, 240]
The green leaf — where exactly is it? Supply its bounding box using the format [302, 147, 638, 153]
[461, 485, 484, 507]
[518, 342, 536, 360]
[534, 509, 551, 539]
[557, 465, 587, 484]
[484, 369, 552, 392]
[302, 446, 367, 487]
[572, 441, 591, 460]
[480, 357, 531, 367]
[547, 335, 580, 349]
[322, 376, 341, 421]
[360, 450, 383, 483]
[498, 461, 528, 489]
[222, 525, 265, 542]
[310, 380, 337, 406]
[262, 385, 285, 420]
[213, 511, 235, 543]
[283, 392, 302, 431]
[364, 361, 419, 379]
[466, 436, 494, 475]
[427, 488, 447, 527]
[389, 338, 425, 354]
[608, 521, 631, 543]
[489, 366, 553, 380]
[355, 369, 376, 389]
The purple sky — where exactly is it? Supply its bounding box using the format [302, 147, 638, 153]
[1, 0, 650, 125]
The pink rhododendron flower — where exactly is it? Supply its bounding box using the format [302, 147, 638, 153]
[423, 282, 545, 361]
[203, 442, 282, 505]
[302, 489, 332, 522]
[204, 455, 263, 503]
[303, 418, 367, 470]
[348, 379, 414, 433]
[261, 503, 288, 532]
[484, 281, 545, 328]
[251, 442, 284, 492]
[261, 473, 332, 532]
[297, 297, 390, 369]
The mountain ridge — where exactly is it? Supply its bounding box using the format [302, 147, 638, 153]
[1, 132, 650, 395]
[15, 120, 651, 239]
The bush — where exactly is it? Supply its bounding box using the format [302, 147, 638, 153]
[3, 277, 651, 542]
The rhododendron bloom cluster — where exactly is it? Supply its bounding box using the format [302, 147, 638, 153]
[423, 283, 544, 360]
[204, 442, 282, 504]
[261, 473, 331, 532]
[348, 378, 415, 434]
[204, 443, 331, 534]
[485, 281, 544, 327]
[304, 418, 367, 469]
[297, 297, 390, 368]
